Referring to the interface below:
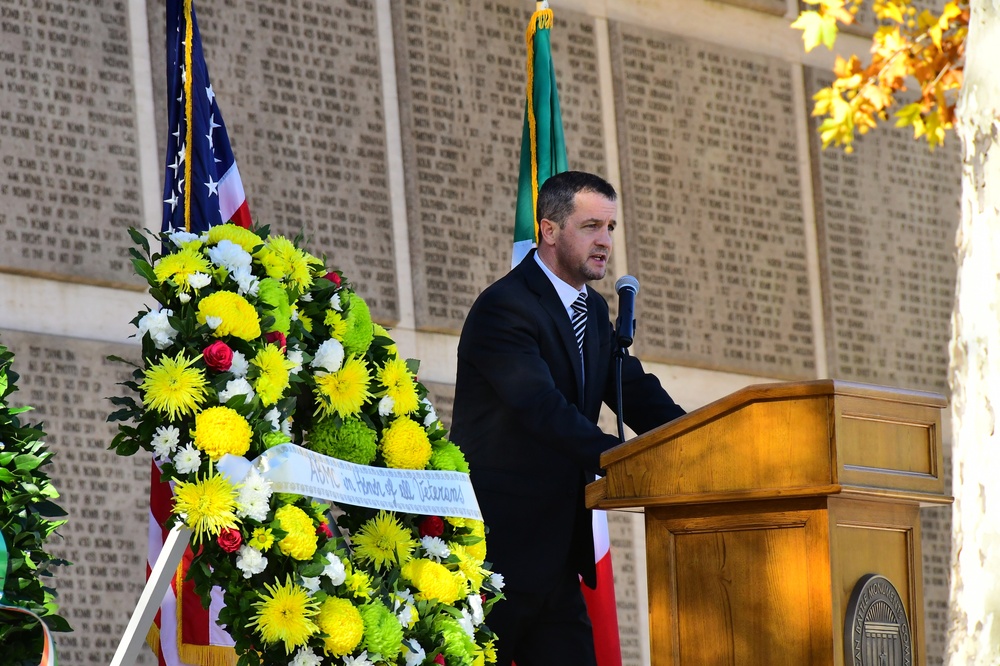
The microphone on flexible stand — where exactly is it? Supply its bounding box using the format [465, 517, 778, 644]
[614, 275, 639, 348]
[613, 275, 640, 442]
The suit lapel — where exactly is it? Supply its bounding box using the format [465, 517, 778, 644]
[521, 255, 586, 403]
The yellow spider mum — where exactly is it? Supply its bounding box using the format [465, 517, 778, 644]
[207, 223, 263, 252]
[345, 570, 373, 599]
[250, 577, 319, 655]
[401, 558, 463, 604]
[251, 344, 293, 406]
[197, 291, 262, 341]
[378, 357, 420, 416]
[463, 520, 487, 562]
[192, 406, 253, 460]
[249, 526, 275, 551]
[140, 351, 209, 421]
[325, 309, 347, 341]
[316, 597, 364, 657]
[381, 417, 432, 470]
[256, 235, 321, 294]
[172, 472, 239, 543]
[274, 504, 318, 561]
[153, 246, 213, 290]
[450, 543, 488, 592]
[353, 511, 416, 571]
[313, 356, 372, 419]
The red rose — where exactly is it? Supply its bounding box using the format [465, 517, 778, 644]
[419, 515, 445, 538]
[202, 340, 233, 372]
[316, 522, 333, 539]
[217, 527, 242, 553]
[433, 655, 446, 665]
[323, 271, 342, 287]
[265, 330, 287, 353]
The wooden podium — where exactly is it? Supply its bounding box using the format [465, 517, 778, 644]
[587, 380, 951, 666]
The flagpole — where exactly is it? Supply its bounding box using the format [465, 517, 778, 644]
[110, 524, 192, 666]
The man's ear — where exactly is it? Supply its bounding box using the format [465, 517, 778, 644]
[538, 218, 558, 246]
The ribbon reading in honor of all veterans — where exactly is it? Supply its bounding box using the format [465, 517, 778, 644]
[0, 533, 58, 666]
[218, 443, 483, 520]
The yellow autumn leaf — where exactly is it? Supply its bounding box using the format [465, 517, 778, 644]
[924, 109, 946, 149]
[874, 0, 906, 23]
[859, 84, 893, 112]
[894, 102, 924, 128]
[792, 11, 834, 52]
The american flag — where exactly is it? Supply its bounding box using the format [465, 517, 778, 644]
[162, 0, 250, 233]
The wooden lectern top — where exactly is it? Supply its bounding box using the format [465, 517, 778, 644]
[588, 380, 950, 511]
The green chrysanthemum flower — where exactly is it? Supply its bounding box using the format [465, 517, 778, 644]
[433, 614, 476, 662]
[306, 417, 377, 465]
[341, 291, 374, 356]
[360, 600, 404, 662]
[258, 278, 292, 334]
[429, 440, 470, 474]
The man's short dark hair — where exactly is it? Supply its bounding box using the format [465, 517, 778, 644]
[536, 171, 617, 228]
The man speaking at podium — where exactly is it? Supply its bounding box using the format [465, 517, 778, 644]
[451, 171, 686, 666]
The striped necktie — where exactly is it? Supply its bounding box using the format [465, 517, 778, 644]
[571, 292, 587, 360]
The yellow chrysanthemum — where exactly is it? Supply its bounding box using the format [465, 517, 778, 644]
[482, 640, 498, 664]
[274, 504, 318, 560]
[249, 527, 275, 551]
[297, 307, 313, 333]
[401, 558, 463, 604]
[256, 235, 321, 293]
[353, 511, 415, 571]
[250, 577, 319, 655]
[207, 223, 263, 253]
[251, 344, 293, 406]
[192, 406, 252, 460]
[313, 356, 372, 419]
[463, 520, 487, 562]
[345, 570, 372, 599]
[450, 543, 488, 592]
[172, 472, 239, 543]
[378, 357, 420, 416]
[381, 417, 432, 470]
[197, 291, 262, 340]
[325, 309, 347, 341]
[153, 247, 213, 290]
[140, 351, 209, 421]
[316, 597, 364, 657]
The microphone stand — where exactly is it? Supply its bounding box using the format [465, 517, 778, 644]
[614, 344, 628, 443]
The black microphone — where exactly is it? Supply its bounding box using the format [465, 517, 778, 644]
[614, 275, 639, 348]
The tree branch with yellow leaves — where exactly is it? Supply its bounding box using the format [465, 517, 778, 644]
[793, 0, 968, 151]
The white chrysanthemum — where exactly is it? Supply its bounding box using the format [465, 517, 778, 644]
[422, 398, 438, 427]
[219, 378, 255, 405]
[378, 395, 395, 417]
[467, 593, 484, 626]
[290, 648, 323, 666]
[236, 496, 269, 522]
[173, 443, 202, 475]
[300, 292, 313, 302]
[329, 292, 342, 312]
[137, 308, 178, 350]
[397, 603, 415, 628]
[230, 265, 259, 297]
[178, 292, 192, 304]
[281, 417, 293, 438]
[242, 467, 272, 497]
[459, 609, 476, 638]
[229, 351, 249, 378]
[490, 572, 505, 590]
[151, 424, 181, 459]
[168, 230, 201, 247]
[205, 315, 223, 329]
[421, 536, 450, 561]
[235, 545, 267, 579]
[188, 272, 212, 289]
[300, 576, 321, 593]
[310, 338, 344, 372]
[343, 651, 375, 666]
[287, 347, 304, 374]
[207, 239, 252, 271]
[403, 642, 426, 666]
[322, 555, 346, 586]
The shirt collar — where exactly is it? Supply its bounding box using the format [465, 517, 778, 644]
[534, 251, 588, 311]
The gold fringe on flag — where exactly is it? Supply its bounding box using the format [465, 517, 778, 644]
[175, 565, 239, 666]
[524, 7, 554, 244]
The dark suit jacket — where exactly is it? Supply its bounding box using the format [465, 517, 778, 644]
[451, 251, 685, 592]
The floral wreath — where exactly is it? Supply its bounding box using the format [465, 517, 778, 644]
[110, 224, 502, 666]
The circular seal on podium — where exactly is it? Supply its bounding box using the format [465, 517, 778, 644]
[844, 573, 912, 666]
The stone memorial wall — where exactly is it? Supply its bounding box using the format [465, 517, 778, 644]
[148, 0, 400, 320]
[393, 0, 614, 332]
[0, 330, 153, 665]
[611, 23, 816, 378]
[0, 0, 145, 289]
